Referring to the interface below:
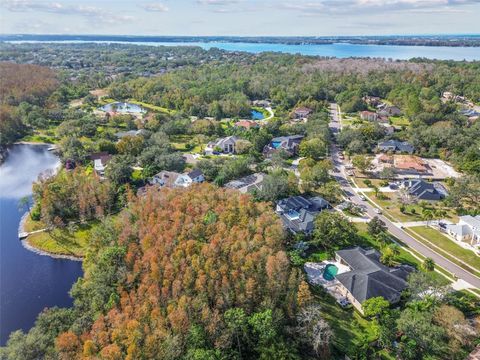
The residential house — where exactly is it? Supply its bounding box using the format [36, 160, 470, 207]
[363, 96, 381, 107]
[151, 169, 204, 188]
[252, 99, 271, 108]
[90, 152, 112, 177]
[150, 170, 181, 188]
[174, 169, 205, 188]
[360, 111, 378, 121]
[115, 129, 147, 139]
[377, 140, 414, 154]
[263, 135, 304, 158]
[293, 107, 313, 119]
[234, 120, 260, 130]
[378, 106, 401, 117]
[394, 155, 430, 176]
[205, 136, 239, 155]
[225, 173, 265, 194]
[335, 247, 413, 313]
[445, 216, 480, 249]
[276, 195, 330, 234]
[399, 179, 448, 201]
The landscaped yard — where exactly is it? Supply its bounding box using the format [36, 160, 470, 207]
[170, 134, 204, 153]
[24, 217, 102, 258]
[389, 116, 410, 127]
[407, 226, 480, 275]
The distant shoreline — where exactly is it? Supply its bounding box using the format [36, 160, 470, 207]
[2, 34, 480, 47]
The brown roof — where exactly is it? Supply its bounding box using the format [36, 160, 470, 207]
[394, 155, 428, 172]
[235, 120, 259, 129]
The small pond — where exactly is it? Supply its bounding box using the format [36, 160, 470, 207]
[100, 102, 146, 114]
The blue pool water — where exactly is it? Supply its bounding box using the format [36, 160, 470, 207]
[100, 102, 145, 114]
[251, 110, 265, 120]
[323, 264, 339, 281]
[271, 141, 282, 149]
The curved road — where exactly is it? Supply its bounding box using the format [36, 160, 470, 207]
[328, 103, 480, 289]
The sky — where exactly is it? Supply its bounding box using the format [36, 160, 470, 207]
[0, 0, 479, 36]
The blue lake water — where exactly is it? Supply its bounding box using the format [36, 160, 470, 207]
[8, 40, 480, 61]
[0, 145, 83, 345]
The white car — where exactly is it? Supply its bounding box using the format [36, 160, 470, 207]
[374, 208, 382, 214]
[359, 195, 366, 201]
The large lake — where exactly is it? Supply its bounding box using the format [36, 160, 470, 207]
[0, 145, 83, 345]
[7, 40, 480, 61]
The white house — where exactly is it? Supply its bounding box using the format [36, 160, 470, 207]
[174, 169, 205, 188]
[445, 215, 480, 249]
[205, 136, 239, 155]
[151, 169, 204, 188]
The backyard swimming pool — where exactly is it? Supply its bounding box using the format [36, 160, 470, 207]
[323, 264, 339, 281]
[251, 110, 265, 120]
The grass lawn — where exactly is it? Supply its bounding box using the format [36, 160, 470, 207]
[389, 116, 410, 127]
[24, 217, 100, 258]
[311, 286, 380, 358]
[355, 177, 386, 188]
[407, 226, 480, 275]
[129, 99, 176, 115]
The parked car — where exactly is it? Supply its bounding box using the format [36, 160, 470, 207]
[374, 208, 382, 214]
[359, 195, 366, 201]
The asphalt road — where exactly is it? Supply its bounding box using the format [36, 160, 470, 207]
[328, 103, 480, 289]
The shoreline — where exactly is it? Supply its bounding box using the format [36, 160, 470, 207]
[18, 212, 83, 262]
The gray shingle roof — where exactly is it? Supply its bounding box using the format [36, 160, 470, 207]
[402, 179, 447, 200]
[335, 247, 413, 304]
[378, 140, 414, 153]
[276, 196, 330, 234]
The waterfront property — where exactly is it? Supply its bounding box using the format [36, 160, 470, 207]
[334, 247, 413, 313]
[251, 110, 265, 120]
[224, 173, 265, 194]
[275, 195, 330, 234]
[263, 135, 304, 158]
[205, 136, 239, 155]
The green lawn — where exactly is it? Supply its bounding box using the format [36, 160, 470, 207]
[389, 116, 410, 127]
[24, 217, 100, 258]
[407, 226, 480, 275]
[311, 287, 380, 358]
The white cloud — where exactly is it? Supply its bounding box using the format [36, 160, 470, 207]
[141, 3, 169, 12]
[280, 0, 480, 15]
[1, 0, 135, 25]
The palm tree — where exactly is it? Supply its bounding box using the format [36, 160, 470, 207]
[421, 209, 434, 226]
[422, 257, 435, 272]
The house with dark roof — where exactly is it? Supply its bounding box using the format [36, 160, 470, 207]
[399, 179, 448, 201]
[334, 247, 413, 313]
[263, 135, 304, 158]
[275, 195, 330, 234]
[378, 105, 401, 117]
[225, 173, 265, 194]
[377, 140, 414, 154]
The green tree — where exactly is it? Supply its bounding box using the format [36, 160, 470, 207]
[351, 155, 372, 174]
[362, 297, 390, 318]
[312, 212, 357, 251]
[105, 155, 133, 185]
[299, 138, 327, 160]
[422, 257, 435, 272]
[367, 216, 387, 238]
